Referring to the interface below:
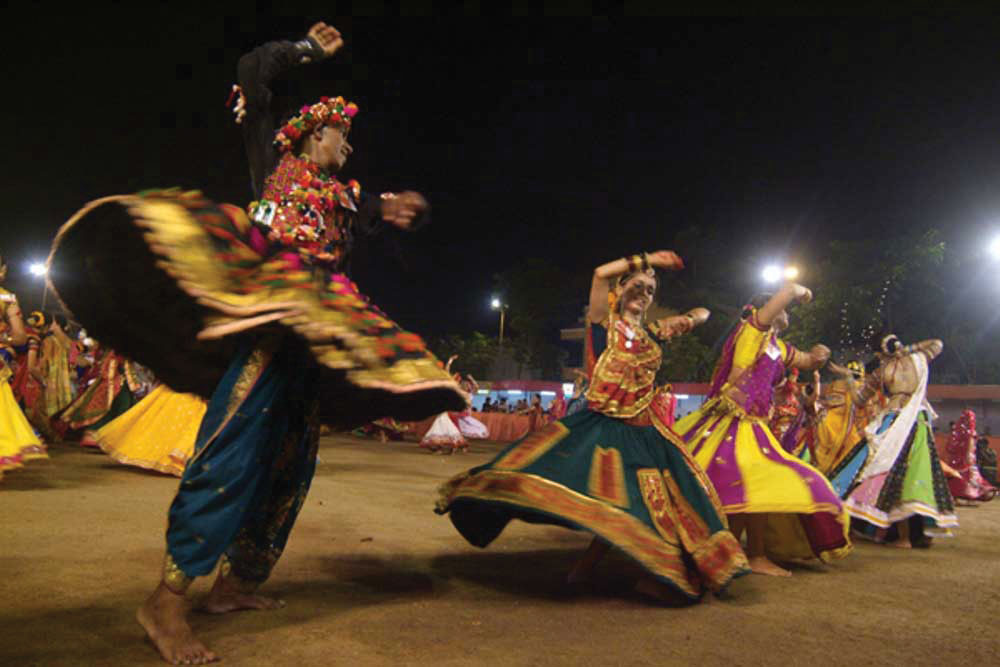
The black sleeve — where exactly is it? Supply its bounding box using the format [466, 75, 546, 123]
[237, 38, 327, 198]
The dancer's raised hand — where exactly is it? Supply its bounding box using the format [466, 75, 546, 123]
[381, 191, 428, 229]
[810, 344, 831, 366]
[791, 284, 813, 304]
[307, 22, 344, 58]
[647, 250, 684, 271]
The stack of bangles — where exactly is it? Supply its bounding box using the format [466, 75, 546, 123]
[625, 253, 651, 273]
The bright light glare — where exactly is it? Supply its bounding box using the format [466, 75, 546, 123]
[675, 394, 690, 400]
[990, 236, 1000, 260]
[539, 391, 556, 396]
[477, 389, 489, 394]
[505, 390, 523, 396]
[28, 262, 47, 277]
[562, 383, 574, 395]
[761, 264, 782, 283]
[783, 266, 800, 280]
[490, 297, 501, 309]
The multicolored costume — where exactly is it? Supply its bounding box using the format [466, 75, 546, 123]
[438, 311, 749, 600]
[943, 410, 995, 502]
[769, 369, 806, 456]
[46, 37, 464, 591]
[91, 384, 206, 477]
[673, 310, 851, 563]
[0, 290, 46, 478]
[809, 364, 877, 497]
[55, 347, 140, 446]
[845, 349, 957, 539]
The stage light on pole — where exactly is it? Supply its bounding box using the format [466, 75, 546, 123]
[762, 264, 782, 284]
[28, 262, 47, 277]
[491, 297, 508, 345]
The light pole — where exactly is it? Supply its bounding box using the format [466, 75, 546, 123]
[491, 297, 508, 346]
[27, 261, 48, 310]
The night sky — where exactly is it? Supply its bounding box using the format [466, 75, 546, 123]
[4, 7, 1000, 342]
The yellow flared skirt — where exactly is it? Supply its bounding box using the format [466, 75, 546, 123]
[94, 385, 206, 477]
[0, 381, 46, 478]
[674, 398, 851, 562]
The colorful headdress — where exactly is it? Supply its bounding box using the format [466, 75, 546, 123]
[274, 96, 359, 153]
[846, 360, 865, 378]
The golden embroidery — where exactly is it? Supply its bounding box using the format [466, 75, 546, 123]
[162, 553, 193, 593]
[440, 469, 749, 594]
[494, 421, 570, 470]
[636, 469, 680, 545]
[585, 316, 662, 418]
[588, 446, 629, 508]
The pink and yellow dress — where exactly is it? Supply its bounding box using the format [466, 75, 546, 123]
[0, 342, 46, 478]
[92, 384, 206, 477]
[673, 311, 851, 563]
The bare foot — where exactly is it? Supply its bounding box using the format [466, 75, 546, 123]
[137, 582, 218, 664]
[748, 556, 792, 577]
[200, 573, 285, 614]
[891, 539, 912, 549]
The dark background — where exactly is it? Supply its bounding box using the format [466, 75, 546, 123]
[4, 5, 1000, 348]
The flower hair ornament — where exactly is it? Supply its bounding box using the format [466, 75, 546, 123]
[274, 96, 359, 152]
[846, 360, 865, 379]
[880, 333, 901, 355]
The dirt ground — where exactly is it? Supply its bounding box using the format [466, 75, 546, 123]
[1, 435, 998, 667]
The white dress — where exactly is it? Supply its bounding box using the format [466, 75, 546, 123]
[420, 412, 466, 451]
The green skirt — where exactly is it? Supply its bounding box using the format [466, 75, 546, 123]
[437, 409, 748, 599]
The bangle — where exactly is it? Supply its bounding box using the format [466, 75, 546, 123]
[640, 253, 651, 271]
[625, 254, 643, 273]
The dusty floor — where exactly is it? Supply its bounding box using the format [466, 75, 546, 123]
[1, 436, 998, 666]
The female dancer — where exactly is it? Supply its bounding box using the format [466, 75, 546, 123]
[91, 383, 206, 477]
[55, 345, 140, 446]
[943, 410, 995, 502]
[844, 333, 956, 547]
[47, 22, 463, 665]
[0, 261, 46, 477]
[811, 361, 878, 496]
[438, 250, 748, 602]
[673, 285, 851, 576]
[421, 356, 469, 453]
[453, 369, 489, 439]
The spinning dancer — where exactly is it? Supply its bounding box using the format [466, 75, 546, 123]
[421, 355, 469, 453]
[91, 384, 206, 477]
[438, 251, 748, 602]
[943, 410, 995, 502]
[673, 285, 851, 576]
[46, 22, 464, 665]
[0, 260, 45, 478]
[845, 333, 956, 547]
[812, 361, 878, 496]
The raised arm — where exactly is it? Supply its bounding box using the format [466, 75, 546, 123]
[757, 282, 812, 328]
[587, 250, 684, 323]
[654, 307, 710, 338]
[787, 342, 830, 371]
[238, 22, 343, 197]
[898, 338, 943, 362]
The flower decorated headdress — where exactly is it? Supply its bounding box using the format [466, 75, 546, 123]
[846, 360, 865, 379]
[274, 96, 359, 153]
